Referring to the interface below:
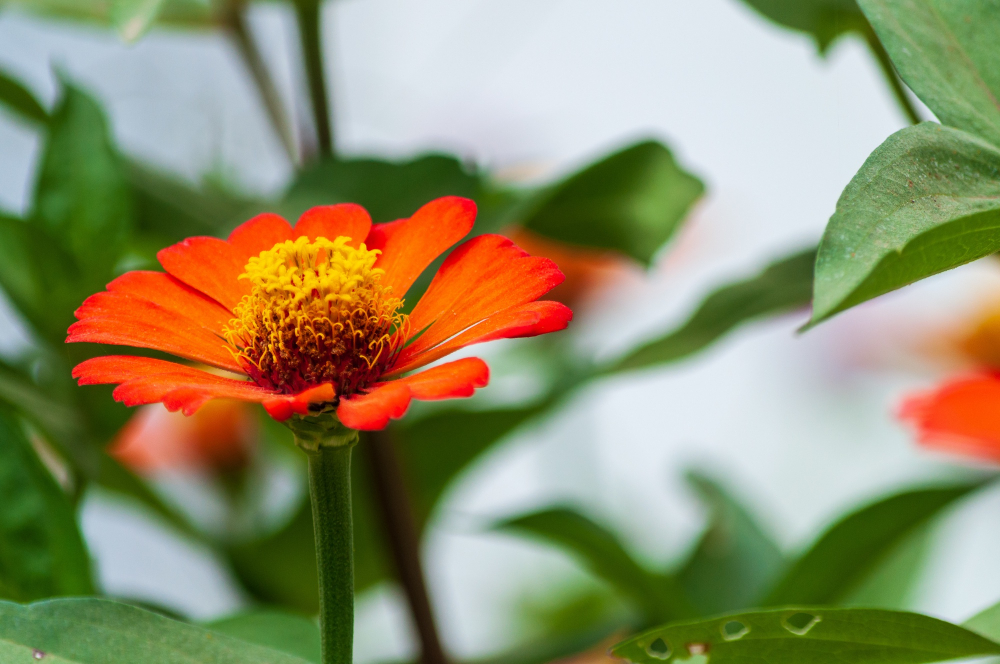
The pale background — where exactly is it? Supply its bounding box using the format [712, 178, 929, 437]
[2, 1, 1000, 661]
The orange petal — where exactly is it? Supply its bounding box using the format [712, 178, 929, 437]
[899, 374, 1000, 463]
[295, 204, 372, 247]
[227, 213, 294, 259]
[401, 234, 565, 360]
[263, 383, 338, 422]
[366, 197, 476, 298]
[73, 355, 275, 416]
[390, 301, 571, 375]
[157, 237, 250, 311]
[70, 292, 243, 372]
[106, 271, 233, 334]
[337, 357, 489, 430]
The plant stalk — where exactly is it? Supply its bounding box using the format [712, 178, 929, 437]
[862, 26, 922, 126]
[365, 430, 449, 664]
[306, 441, 356, 664]
[294, 0, 334, 156]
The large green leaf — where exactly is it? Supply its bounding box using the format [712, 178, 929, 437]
[763, 479, 989, 605]
[0, 68, 48, 124]
[810, 122, 1000, 326]
[608, 247, 815, 373]
[860, 0, 1000, 148]
[611, 608, 1000, 664]
[206, 610, 321, 663]
[0, 408, 93, 601]
[516, 141, 704, 266]
[735, 0, 867, 52]
[34, 83, 133, 279]
[495, 508, 692, 624]
[677, 471, 785, 616]
[964, 599, 1000, 641]
[0, 598, 312, 663]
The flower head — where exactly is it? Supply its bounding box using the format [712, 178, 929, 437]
[69, 197, 572, 430]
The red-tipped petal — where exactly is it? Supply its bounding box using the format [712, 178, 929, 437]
[295, 204, 373, 247]
[262, 384, 338, 422]
[337, 357, 489, 430]
[157, 237, 249, 311]
[900, 374, 1000, 463]
[366, 196, 476, 298]
[390, 301, 571, 375]
[106, 271, 233, 334]
[227, 213, 294, 258]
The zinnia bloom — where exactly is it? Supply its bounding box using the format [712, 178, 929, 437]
[69, 197, 572, 430]
[899, 374, 1000, 464]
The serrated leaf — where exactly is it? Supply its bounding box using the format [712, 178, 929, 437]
[0, 598, 312, 663]
[735, 0, 867, 52]
[763, 479, 989, 606]
[611, 608, 1000, 664]
[0, 68, 48, 124]
[678, 471, 785, 616]
[517, 141, 704, 266]
[810, 123, 1000, 325]
[609, 247, 815, 373]
[0, 408, 93, 601]
[495, 508, 692, 624]
[860, 0, 1000, 148]
[206, 610, 321, 663]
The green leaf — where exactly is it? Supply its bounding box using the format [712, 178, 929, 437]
[860, 0, 1000, 147]
[964, 599, 1000, 641]
[763, 479, 989, 605]
[0, 68, 48, 124]
[35, 83, 133, 278]
[734, 0, 867, 52]
[110, 0, 166, 42]
[0, 408, 93, 600]
[0, 597, 312, 663]
[517, 141, 704, 266]
[677, 471, 785, 616]
[809, 123, 1000, 326]
[0, 0, 216, 29]
[207, 610, 321, 663]
[611, 608, 1000, 664]
[608, 247, 816, 373]
[495, 508, 692, 624]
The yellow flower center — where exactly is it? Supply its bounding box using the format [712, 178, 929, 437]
[224, 236, 407, 396]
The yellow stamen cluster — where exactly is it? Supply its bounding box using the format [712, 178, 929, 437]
[224, 236, 407, 396]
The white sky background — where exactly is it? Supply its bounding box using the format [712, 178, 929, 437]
[3, 0, 1000, 661]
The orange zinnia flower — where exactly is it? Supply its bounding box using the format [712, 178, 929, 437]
[899, 374, 1000, 464]
[69, 197, 572, 430]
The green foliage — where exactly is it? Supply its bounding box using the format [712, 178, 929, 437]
[610, 247, 816, 373]
[611, 608, 1000, 664]
[516, 141, 704, 266]
[764, 479, 989, 605]
[0, 0, 217, 31]
[109, 0, 167, 42]
[735, 0, 867, 52]
[0, 598, 313, 663]
[677, 471, 785, 616]
[860, 0, 1000, 148]
[0, 409, 93, 601]
[496, 508, 692, 625]
[964, 599, 1000, 641]
[809, 123, 1000, 326]
[0, 68, 48, 124]
[207, 610, 321, 663]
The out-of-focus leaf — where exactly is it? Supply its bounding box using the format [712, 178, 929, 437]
[965, 599, 1000, 641]
[35, 83, 133, 278]
[0, 0, 217, 29]
[0, 598, 313, 663]
[0, 68, 48, 124]
[734, 0, 867, 52]
[517, 141, 704, 266]
[678, 471, 785, 616]
[608, 247, 815, 373]
[207, 610, 321, 663]
[809, 123, 1000, 326]
[764, 479, 989, 605]
[110, 0, 166, 42]
[611, 608, 1000, 664]
[0, 408, 93, 600]
[843, 523, 933, 609]
[495, 508, 692, 624]
[860, 0, 1000, 148]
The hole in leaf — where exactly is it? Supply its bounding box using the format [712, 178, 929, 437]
[687, 643, 710, 655]
[783, 612, 821, 635]
[721, 620, 749, 641]
[32, 651, 46, 660]
[645, 638, 671, 659]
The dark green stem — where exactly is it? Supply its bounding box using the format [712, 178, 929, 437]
[306, 441, 355, 664]
[863, 26, 922, 125]
[295, 0, 333, 156]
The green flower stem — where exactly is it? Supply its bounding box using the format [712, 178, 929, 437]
[294, 0, 333, 157]
[301, 431, 358, 664]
